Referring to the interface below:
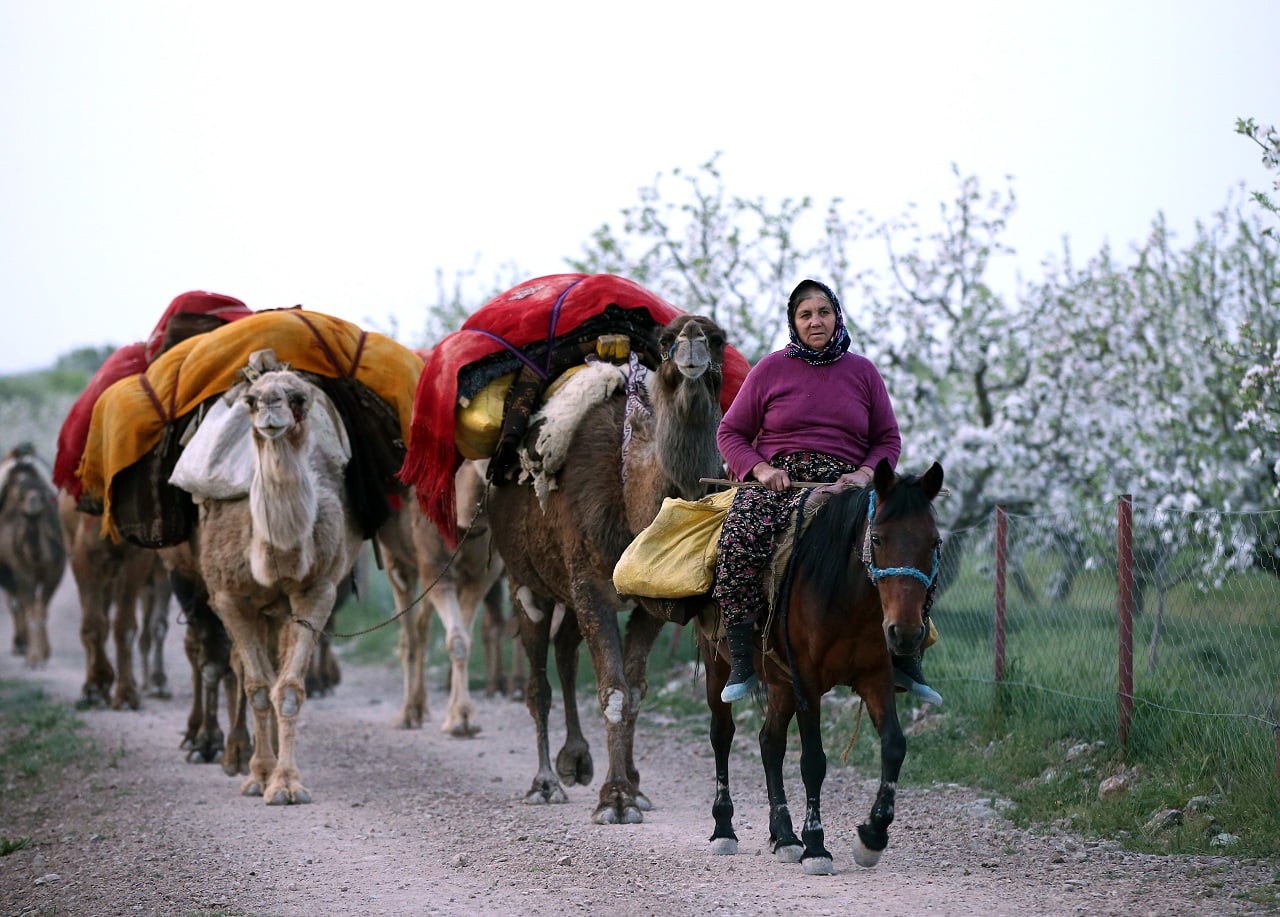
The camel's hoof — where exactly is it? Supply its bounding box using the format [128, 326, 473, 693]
[774, 844, 803, 864]
[634, 792, 653, 812]
[802, 856, 835, 876]
[444, 719, 480, 738]
[266, 787, 311, 806]
[524, 785, 568, 806]
[393, 716, 423, 730]
[593, 804, 643, 825]
[709, 838, 738, 856]
[148, 688, 172, 700]
[240, 779, 264, 797]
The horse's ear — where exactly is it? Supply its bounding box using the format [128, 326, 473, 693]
[873, 458, 895, 495]
[921, 461, 944, 500]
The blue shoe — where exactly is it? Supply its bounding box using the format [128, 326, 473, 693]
[720, 673, 758, 704]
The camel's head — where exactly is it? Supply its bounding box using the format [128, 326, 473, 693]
[658, 315, 726, 382]
[244, 371, 313, 442]
[1, 463, 51, 519]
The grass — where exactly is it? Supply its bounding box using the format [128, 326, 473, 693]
[0, 679, 94, 856]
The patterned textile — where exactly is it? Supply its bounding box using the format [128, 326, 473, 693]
[711, 452, 853, 626]
[77, 308, 423, 536]
[399, 273, 751, 545]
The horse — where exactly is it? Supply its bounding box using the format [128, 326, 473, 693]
[699, 458, 944, 875]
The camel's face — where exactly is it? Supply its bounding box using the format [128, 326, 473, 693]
[244, 373, 312, 441]
[662, 317, 721, 381]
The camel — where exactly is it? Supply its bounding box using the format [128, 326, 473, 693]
[58, 492, 165, 709]
[0, 451, 66, 667]
[195, 362, 362, 804]
[376, 459, 507, 735]
[488, 314, 728, 824]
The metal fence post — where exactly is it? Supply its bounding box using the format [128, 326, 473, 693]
[995, 505, 1007, 683]
[1118, 494, 1134, 747]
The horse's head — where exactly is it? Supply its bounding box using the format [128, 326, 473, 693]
[866, 459, 945, 656]
[244, 371, 314, 444]
[657, 315, 726, 383]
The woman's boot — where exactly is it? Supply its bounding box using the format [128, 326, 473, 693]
[892, 652, 943, 706]
[720, 620, 759, 703]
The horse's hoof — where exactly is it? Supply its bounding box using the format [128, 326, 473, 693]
[802, 856, 835, 876]
[709, 838, 738, 856]
[852, 838, 884, 868]
[774, 844, 803, 864]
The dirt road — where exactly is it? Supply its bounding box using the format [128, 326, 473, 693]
[1, 578, 1275, 916]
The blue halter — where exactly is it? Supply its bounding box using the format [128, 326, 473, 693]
[860, 490, 940, 588]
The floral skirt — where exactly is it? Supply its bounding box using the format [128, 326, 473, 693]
[711, 452, 854, 626]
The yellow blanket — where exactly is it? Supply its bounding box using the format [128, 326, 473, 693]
[78, 308, 424, 533]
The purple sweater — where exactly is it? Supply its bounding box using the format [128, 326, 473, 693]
[717, 349, 902, 481]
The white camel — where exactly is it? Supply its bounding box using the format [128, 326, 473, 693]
[194, 358, 361, 804]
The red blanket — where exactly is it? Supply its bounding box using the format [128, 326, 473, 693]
[399, 273, 750, 543]
[53, 290, 254, 498]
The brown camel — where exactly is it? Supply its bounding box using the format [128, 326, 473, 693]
[0, 450, 66, 667]
[376, 459, 507, 735]
[489, 314, 728, 824]
[58, 492, 162, 709]
[195, 364, 362, 804]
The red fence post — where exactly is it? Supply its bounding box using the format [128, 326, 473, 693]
[1117, 494, 1134, 747]
[994, 505, 1007, 683]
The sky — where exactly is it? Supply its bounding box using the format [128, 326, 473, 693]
[1, 0, 1277, 374]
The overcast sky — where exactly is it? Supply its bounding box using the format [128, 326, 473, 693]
[1, 0, 1276, 374]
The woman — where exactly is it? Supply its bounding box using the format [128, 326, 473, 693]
[713, 279, 941, 705]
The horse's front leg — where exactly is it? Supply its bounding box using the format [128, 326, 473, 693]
[514, 586, 568, 806]
[795, 703, 834, 875]
[619, 605, 665, 812]
[761, 684, 803, 863]
[852, 678, 906, 867]
[700, 631, 739, 854]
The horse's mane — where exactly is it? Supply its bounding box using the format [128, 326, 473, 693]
[793, 472, 935, 607]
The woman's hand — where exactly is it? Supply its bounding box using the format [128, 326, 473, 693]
[752, 461, 791, 492]
[835, 466, 874, 489]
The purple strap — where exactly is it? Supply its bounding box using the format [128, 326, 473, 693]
[462, 279, 583, 382]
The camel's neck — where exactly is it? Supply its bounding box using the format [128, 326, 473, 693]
[249, 431, 318, 552]
[648, 374, 722, 500]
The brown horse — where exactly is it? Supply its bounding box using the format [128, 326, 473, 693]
[700, 459, 944, 874]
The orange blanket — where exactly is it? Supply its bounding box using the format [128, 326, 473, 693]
[78, 308, 424, 534]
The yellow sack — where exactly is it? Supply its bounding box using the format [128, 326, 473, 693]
[613, 488, 737, 598]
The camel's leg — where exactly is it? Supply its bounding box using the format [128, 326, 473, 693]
[481, 580, 506, 698]
[395, 598, 431, 729]
[761, 684, 803, 863]
[261, 582, 337, 805]
[140, 569, 172, 699]
[552, 613, 591, 787]
[850, 671, 905, 868]
[75, 580, 113, 709]
[109, 571, 143, 711]
[22, 592, 51, 669]
[514, 587, 567, 805]
[213, 600, 279, 798]
[701, 632, 740, 855]
[618, 607, 665, 812]
[7, 594, 26, 657]
[570, 579, 644, 826]
[437, 575, 490, 737]
[222, 651, 251, 777]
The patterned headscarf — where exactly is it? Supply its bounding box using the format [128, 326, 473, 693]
[784, 279, 850, 365]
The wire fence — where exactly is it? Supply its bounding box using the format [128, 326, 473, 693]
[931, 497, 1280, 783]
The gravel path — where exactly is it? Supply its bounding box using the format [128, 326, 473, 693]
[2, 579, 1276, 916]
